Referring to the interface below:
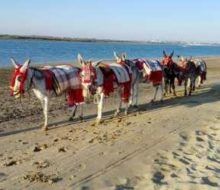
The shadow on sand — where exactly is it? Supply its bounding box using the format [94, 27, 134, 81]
[1, 84, 220, 137]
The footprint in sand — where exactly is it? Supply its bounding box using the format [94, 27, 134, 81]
[33, 144, 48, 152]
[58, 147, 67, 153]
[152, 171, 167, 185]
[77, 163, 86, 171]
[210, 124, 220, 131]
[201, 176, 219, 187]
[33, 160, 50, 169]
[3, 159, 22, 167]
[179, 131, 190, 141]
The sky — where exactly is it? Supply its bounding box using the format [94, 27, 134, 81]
[0, 0, 220, 43]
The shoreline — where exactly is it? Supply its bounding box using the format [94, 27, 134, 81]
[1, 56, 220, 70]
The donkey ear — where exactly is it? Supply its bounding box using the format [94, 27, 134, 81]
[163, 50, 167, 57]
[92, 60, 102, 67]
[170, 51, 174, 57]
[122, 53, 126, 61]
[113, 51, 119, 60]
[20, 59, 31, 73]
[77, 54, 84, 65]
[10, 58, 19, 69]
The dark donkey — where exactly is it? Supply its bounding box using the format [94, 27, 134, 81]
[161, 51, 180, 96]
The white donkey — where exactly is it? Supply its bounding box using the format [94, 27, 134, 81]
[10, 58, 84, 130]
[78, 54, 132, 124]
[113, 52, 140, 109]
[114, 53, 164, 107]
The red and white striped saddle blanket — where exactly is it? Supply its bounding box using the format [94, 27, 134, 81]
[97, 62, 132, 102]
[42, 65, 81, 94]
[133, 59, 163, 85]
[41, 65, 83, 106]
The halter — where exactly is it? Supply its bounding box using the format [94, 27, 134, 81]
[81, 64, 97, 84]
[81, 64, 97, 95]
[10, 67, 34, 96]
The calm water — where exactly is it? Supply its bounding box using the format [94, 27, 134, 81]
[1, 39, 220, 67]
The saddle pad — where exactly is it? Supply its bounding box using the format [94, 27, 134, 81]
[42, 65, 81, 94]
[193, 59, 206, 72]
[143, 60, 162, 75]
[103, 63, 131, 84]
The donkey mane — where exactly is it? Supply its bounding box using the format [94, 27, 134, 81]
[30, 67, 45, 80]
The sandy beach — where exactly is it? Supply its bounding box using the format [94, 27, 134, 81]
[0, 57, 220, 190]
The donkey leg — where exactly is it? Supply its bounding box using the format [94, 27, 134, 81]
[132, 81, 139, 109]
[197, 76, 201, 87]
[128, 87, 134, 108]
[69, 105, 77, 121]
[96, 92, 104, 124]
[160, 84, 164, 102]
[42, 97, 49, 131]
[189, 77, 195, 95]
[189, 82, 192, 96]
[151, 86, 159, 103]
[164, 79, 168, 96]
[114, 89, 122, 117]
[171, 78, 176, 96]
[124, 102, 129, 116]
[169, 80, 172, 94]
[78, 104, 84, 122]
[184, 79, 187, 96]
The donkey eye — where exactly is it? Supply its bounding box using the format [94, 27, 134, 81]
[17, 76, 22, 82]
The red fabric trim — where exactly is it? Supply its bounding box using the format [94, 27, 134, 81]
[42, 70, 54, 90]
[103, 73, 115, 96]
[81, 64, 96, 84]
[148, 71, 163, 86]
[10, 66, 28, 96]
[102, 67, 131, 102]
[67, 88, 84, 107]
[121, 80, 131, 103]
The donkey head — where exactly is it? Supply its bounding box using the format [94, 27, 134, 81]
[78, 54, 97, 103]
[162, 50, 174, 66]
[113, 52, 126, 64]
[10, 58, 31, 98]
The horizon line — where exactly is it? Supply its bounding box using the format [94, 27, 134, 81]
[0, 34, 220, 45]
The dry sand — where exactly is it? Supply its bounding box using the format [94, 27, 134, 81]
[0, 57, 220, 190]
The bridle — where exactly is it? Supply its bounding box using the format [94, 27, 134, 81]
[10, 67, 35, 96]
[81, 64, 97, 95]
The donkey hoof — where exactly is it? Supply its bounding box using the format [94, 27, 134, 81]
[150, 99, 155, 104]
[96, 119, 103, 125]
[79, 116, 84, 122]
[124, 111, 128, 116]
[132, 105, 139, 110]
[160, 99, 164, 103]
[42, 126, 48, 131]
[69, 117, 74, 122]
[114, 112, 119, 117]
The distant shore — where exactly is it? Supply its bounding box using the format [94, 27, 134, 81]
[1, 34, 220, 45]
[0, 34, 140, 43]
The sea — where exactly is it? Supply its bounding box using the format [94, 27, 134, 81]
[1, 39, 220, 67]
